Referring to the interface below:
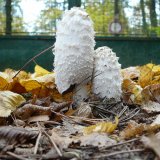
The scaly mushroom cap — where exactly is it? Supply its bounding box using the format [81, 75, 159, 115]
[92, 46, 122, 101]
[54, 7, 95, 94]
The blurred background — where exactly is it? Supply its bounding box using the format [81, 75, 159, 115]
[1, 0, 160, 36]
[0, 0, 160, 71]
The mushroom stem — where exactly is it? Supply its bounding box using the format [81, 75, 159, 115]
[73, 81, 89, 103]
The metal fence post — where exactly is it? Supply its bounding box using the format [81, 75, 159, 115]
[68, 0, 81, 10]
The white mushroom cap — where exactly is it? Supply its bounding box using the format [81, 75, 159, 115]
[54, 7, 95, 94]
[92, 46, 122, 101]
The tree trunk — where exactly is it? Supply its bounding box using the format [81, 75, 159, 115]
[114, 0, 119, 20]
[140, 0, 148, 35]
[149, 0, 157, 27]
[68, 0, 81, 10]
[5, 0, 12, 35]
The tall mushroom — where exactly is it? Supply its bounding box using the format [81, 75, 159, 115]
[54, 7, 95, 101]
[92, 46, 122, 101]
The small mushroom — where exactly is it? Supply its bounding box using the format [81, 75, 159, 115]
[54, 7, 95, 101]
[92, 46, 122, 101]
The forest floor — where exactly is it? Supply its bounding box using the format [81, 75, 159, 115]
[0, 64, 160, 160]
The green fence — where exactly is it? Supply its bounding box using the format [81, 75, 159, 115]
[0, 36, 160, 72]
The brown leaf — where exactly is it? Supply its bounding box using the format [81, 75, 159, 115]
[122, 79, 143, 104]
[120, 120, 160, 139]
[142, 101, 160, 114]
[14, 104, 52, 119]
[120, 121, 145, 139]
[11, 78, 26, 94]
[50, 101, 71, 112]
[0, 126, 38, 145]
[72, 102, 92, 118]
[142, 84, 160, 103]
[141, 135, 160, 158]
[51, 89, 73, 102]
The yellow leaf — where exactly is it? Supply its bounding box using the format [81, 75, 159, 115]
[83, 117, 118, 135]
[130, 84, 143, 104]
[122, 79, 143, 104]
[20, 73, 56, 98]
[0, 70, 31, 92]
[152, 75, 160, 85]
[138, 64, 154, 88]
[20, 80, 41, 91]
[34, 65, 50, 77]
[0, 76, 9, 90]
[0, 91, 26, 117]
[146, 63, 160, 76]
[34, 73, 55, 87]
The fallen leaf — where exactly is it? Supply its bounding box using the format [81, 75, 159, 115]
[11, 78, 27, 94]
[120, 120, 160, 139]
[14, 104, 52, 119]
[0, 91, 26, 117]
[146, 63, 160, 76]
[79, 132, 116, 147]
[0, 76, 9, 90]
[28, 115, 50, 123]
[141, 135, 160, 158]
[142, 101, 160, 113]
[51, 130, 71, 150]
[20, 80, 42, 91]
[62, 118, 80, 135]
[142, 84, 160, 103]
[51, 130, 116, 149]
[73, 102, 92, 118]
[152, 114, 160, 125]
[121, 66, 140, 80]
[156, 131, 160, 139]
[120, 121, 144, 139]
[138, 64, 154, 88]
[151, 75, 160, 85]
[122, 79, 135, 93]
[83, 117, 118, 135]
[51, 89, 73, 102]
[4, 69, 30, 81]
[34, 64, 51, 77]
[20, 73, 56, 98]
[0, 126, 38, 147]
[130, 84, 143, 105]
[122, 79, 143, 104]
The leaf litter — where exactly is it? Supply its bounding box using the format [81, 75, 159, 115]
[0, 63, 160, 159]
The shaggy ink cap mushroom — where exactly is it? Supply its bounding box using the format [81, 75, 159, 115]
[54, 7, 95, 96]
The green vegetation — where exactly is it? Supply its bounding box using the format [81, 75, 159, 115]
[1, 0, 26, 35]
[0, 0, 160, 36]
